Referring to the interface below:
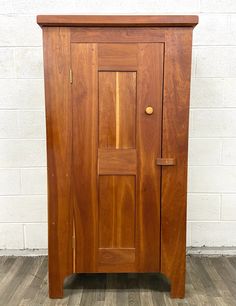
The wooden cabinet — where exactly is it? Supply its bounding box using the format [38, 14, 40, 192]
[37, 15, 198, 299]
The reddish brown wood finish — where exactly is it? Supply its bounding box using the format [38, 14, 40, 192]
[42, 27, 73, 298]
[71, 43, 98, 273]
[37, 15, 198, 27]
[39, 16, 197, 300]
[98, 71, 136, 148]
[98, 149, 137, 175]
[156, 158, 177, 166]
[161, 28, 193, 298]
[71, 27, 165, 43]
[136, 43, 163, 272]
[98, 176, 136, 248]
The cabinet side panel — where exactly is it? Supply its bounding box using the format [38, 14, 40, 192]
[42, 27, 73, 296]
[161, 28, 193, 297]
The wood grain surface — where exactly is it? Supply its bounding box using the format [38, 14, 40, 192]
[99, 176, 136, 249]
[136, 43, 163, 272]
[98, 149, 137, 175]
[42, 27, 73, 298]
[160, 28, 193, 298]
[98, 71, 136, 148]
[37, 15, 198, 27]
[71, 27, 165, 43]
[71, 43, 98, 273]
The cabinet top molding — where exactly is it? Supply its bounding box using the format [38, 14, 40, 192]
[37, 15, 198, 27]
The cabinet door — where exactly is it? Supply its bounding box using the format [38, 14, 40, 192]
[71, 42, 164, 272]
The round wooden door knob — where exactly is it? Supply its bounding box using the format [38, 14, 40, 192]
[145, 106, 154, 115]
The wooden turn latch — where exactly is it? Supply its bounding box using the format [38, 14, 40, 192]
[156, 158, 176, 166]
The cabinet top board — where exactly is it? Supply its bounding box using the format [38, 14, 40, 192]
[37, 15, 198, 27]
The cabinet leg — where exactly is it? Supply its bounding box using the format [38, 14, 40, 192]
[170, 274, 185, 299]
[49, 276, 64, 299]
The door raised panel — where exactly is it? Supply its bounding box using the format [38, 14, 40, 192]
[98, 177, 136, 245]
[98, 71, 136, 149]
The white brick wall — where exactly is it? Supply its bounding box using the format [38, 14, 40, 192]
[0, 0, 236, 250]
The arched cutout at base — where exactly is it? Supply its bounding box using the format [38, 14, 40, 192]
[49, 272, 185, 299]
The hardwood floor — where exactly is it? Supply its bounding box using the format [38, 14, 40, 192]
[0, 256, 236, 305]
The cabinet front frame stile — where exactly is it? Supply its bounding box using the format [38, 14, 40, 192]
[38, 16, 198, 299]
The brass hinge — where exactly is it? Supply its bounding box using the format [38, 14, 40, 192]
[72, 236, 76, 249]
[69, 68, 73, 84]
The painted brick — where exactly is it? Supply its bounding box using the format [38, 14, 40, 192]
[0, 15, 15, 46]
[13, 0, 77, 14]
[21, 168, 47, 195]
[0, 79, 44, 109]
[196, 47, 236, 77]
[24, 223, 47, 249]
[200, 0, 236, 13]
[18, 111, 46, 139]
[191, 48, 197, 77]
[190, 78, 224, 108]
[188, 166, 236, 193]
[0, 169, 21, 195]
[193, 14, 230, 46]
[187, 193, 221, 221]
[190, 109, 236, 138]
[222, 139, 236, 165]
[191, 222, 236, 246]
[0, 139, 46, 167]
[230, 15, 236, 43]
[221, 194, 236, 221]
[187, 222, 191, 247]
[13, 0, 199, 14]
[155, 0, 200, 13]
[223, 78, 236, 107]
[0, 224, 24, 249]
[0, 15, 41, 47]
[14, 47, 43, 78]
[0, 195, 47, 222]
[0, 0, 13, 13]
[188, 138, 222, 165]
[0, 111, 18, 138]
[0, 48, 14, 78]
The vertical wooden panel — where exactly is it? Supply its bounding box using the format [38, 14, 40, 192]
[161, 28, 193, 298]
[99, 72, 116, 148]
[99, 176, 135, 248]
[99, 71, 136, 149]
[137, 43, 164, 272]
[118, 72, 136, 148]
[42, 27, 73, 298]
[71, 43, 98, 272]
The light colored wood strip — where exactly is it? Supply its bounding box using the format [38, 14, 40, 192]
[116, 72, 120, 149]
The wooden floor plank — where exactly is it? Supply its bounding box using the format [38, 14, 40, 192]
[0, 256, 236, 305]
[8, 257, 43, 306]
